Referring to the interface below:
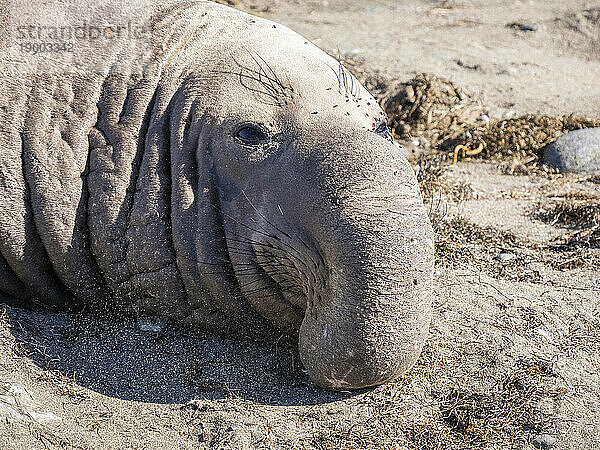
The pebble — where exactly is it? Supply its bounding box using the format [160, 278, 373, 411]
[495, 252, 515, 262]
[137, 317, 165, 333]
[507, 22, 538, 32]
[532, 433, 557, 449]
[519, 24, 538, 32]
[457, 59, 481, 71]
[534, 327, 552, 341]
[543, 128, 600, 174]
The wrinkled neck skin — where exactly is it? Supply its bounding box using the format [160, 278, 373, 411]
[146, 3, 436, 390]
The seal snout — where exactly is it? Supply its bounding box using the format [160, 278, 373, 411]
[298, 304, 426, 390]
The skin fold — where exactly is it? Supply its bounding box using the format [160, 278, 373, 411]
[0, 1, 434, 389]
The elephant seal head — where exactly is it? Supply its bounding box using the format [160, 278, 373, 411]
[164, 3, 434, 390]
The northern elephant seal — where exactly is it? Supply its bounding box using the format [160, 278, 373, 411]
[0, 1, 434, 389]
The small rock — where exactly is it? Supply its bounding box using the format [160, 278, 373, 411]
[520, 24, 538, 31]
[457, 59, 481, 71]
[137, 317, 165, 333]
[543, 128, 600, 174]
[532, 433, 557, 449]
[507, 22, 538, 32]
[495, 252, 515, 262]
[534, 327, 552, 341]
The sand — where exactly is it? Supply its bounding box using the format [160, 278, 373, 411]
[1, 1, 599, 449]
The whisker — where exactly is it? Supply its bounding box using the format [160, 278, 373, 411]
[227, 235, 308, 270]
[252, 50, 287, 91]
[241, 190, 293, 240]
[207, 202, 277, 242]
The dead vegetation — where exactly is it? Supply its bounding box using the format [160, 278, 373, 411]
[379, 73, 485, 145]
[433, 215, 546, 282]
[433, 362, 559, 446]
[346, 66, 600, 172]
[436, 368, 559, 445]
[533, 194, 600, 266]
[412, 141, 600, 276]
[535, 195, 599, 230]
[437, 114, 600, 166]
[307, 331, 564, 450]
[414, 157, 540, 279]
[433, 211, 600, 275]
[416, 155, 473, 203]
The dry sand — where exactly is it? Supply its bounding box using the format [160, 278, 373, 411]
[1, 1, 599, 449]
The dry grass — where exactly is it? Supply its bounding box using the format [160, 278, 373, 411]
[413, 150, 600, 275]
[559, 227, 600, 250]
[431, 362, 560, 446]
[307, 334, 563, 450]
[535, 197, 599, 230]
[533, 194, 600, 267]
[434, 212, 600, 277]
[434, 216, 546, 282]
[400, 331, 566, 450]
[416, 155, 474, 204]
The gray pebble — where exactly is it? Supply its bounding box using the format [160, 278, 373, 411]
[519, 24, 538, 32]
[532, 433, 557, 449]
[137, 317, 165, 333]
[507, 22, 538, 32]
[495, 252, 515, 262]
[543, 128, 600, 174]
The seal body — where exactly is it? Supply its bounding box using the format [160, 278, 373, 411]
[0, 1, 434, 389]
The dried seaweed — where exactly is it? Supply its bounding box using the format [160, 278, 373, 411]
[534, 195, 600, 251]
[358, 70, 600, 171]
[379, 73, 485, 144]
[438, 114, 600, 164]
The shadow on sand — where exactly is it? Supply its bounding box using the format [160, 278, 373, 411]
[4, 305, 357, 407]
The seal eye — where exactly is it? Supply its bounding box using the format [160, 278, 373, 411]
[235, 125, 267, 145]
[374, 120, 394, 142]
[375, 120, 390, 137]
